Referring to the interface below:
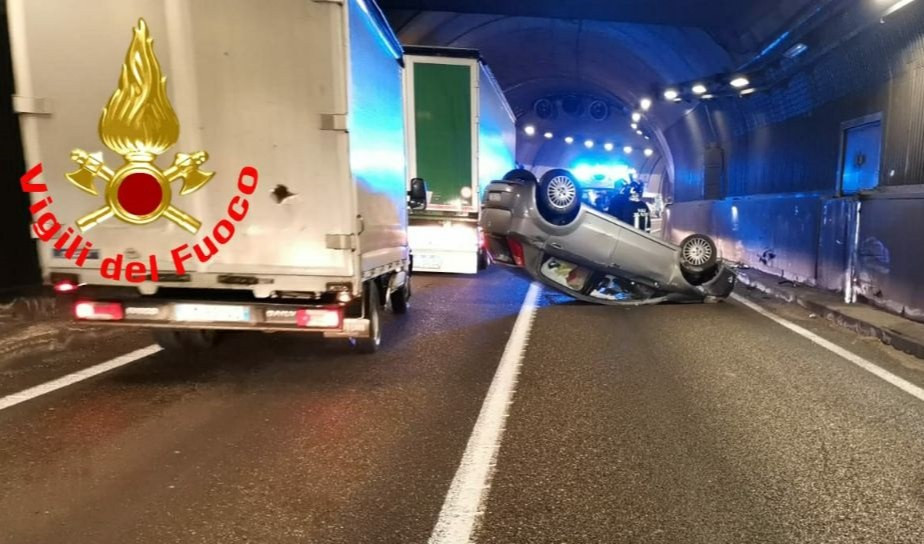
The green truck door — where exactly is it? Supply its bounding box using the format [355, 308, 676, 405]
[413, 63, 473, 208]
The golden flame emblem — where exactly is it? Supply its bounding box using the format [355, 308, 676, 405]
[67, 18, 213, 234]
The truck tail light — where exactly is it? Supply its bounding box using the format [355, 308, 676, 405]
[507, 237, 525, 267]
[296, 307, 342, 329]
[75, 301, 124, 321]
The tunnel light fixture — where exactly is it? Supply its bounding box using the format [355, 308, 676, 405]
[883, 0, 917, 16]
[523, 125, 536, 136]
[636, 130, 644, 136]
[730, 76, 750, 88]
[623, 146, 633, 154]
[663, 89, 679, 100]
[604, 142, 614, 151]
[544, 131, 554, 139]
[630, 123, 639, 130]
[692, 83, 708, 95]
[644, 135, 651, 140]
[644, 148, 654, 157]
[631, 112, 642, 122]
[564, 136, 574, 144]
[640, 98, 652, 111]
[701, 93, 715, 100]
[740, 87, 757, 96]
[783, 43, 809, 59]
[584, 139, 595, 149]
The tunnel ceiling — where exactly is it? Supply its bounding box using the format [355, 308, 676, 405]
[381, 0, 829, 169]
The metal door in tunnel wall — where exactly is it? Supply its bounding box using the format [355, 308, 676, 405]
[840, 117, 882, 195]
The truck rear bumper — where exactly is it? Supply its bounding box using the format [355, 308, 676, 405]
[72, 299, 372, 338]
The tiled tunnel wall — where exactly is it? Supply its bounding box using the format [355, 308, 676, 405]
[664, 0, 924, 320]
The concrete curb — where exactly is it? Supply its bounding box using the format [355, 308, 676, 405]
[737, 270, 924, 360]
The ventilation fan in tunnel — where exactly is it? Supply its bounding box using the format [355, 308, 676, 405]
[561, 95, 584, 117]
[589, 100, 609, 121]
[534, 98, 555, 119]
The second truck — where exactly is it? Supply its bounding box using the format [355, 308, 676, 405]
[403, 47, 517, 274]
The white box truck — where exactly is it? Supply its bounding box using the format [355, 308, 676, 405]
[8, 0, 423, 352]
[403, 47, 516, 274]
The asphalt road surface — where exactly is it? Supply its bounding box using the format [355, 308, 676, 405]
[2, 267, 924, 543]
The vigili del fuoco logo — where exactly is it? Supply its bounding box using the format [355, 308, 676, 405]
[19, 18, 259, 283]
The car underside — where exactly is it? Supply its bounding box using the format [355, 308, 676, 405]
[480, 169, 737, 306]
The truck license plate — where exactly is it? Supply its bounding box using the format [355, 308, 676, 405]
[415, 254, 443, 270]
[174, 304, 251, 323]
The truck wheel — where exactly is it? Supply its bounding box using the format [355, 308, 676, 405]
[477, 248, 489, 271]
[153, 330, 184, 351]
[152, 329, 218, 351]
[181, 330, 219, 349]
[679, 234, 718, 274]
[356, 282, 382, 353]
[537, 169, 580, 226]
[390, 278, 410, 315]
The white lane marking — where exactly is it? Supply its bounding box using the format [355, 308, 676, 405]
[0, 345, 163, 412]
[732, 293, 924, 403]
[429, 281, 541, 544]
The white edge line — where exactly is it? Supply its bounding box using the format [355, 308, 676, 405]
[429, 281, 542, 544]
[0, 344, 163, 412]
[731, 293, 924, 403]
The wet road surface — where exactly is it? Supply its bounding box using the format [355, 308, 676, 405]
[2, 268, 924, 543]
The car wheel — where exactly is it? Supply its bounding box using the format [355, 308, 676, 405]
[537, 169, 580, 225]
[356, 282, 382, 354]
[503, 169, 538, 183]
[679, 234, 718, 274]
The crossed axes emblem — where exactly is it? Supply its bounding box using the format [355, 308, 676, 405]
[67, 150, 214, 234]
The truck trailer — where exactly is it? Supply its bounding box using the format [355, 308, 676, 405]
[403, 46, 516, 274]
[8, 0, 422, 352]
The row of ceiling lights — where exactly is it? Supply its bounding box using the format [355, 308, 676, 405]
[523, 125, 654, 157]
[658, 75, 755, 103]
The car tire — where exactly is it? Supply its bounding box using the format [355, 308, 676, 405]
[356, 282, 382, 354]
[537, 169, 581, 225]
[390, 278, 410, 315]
[503, 169, 538, 183]
[679, 234, 718, 274]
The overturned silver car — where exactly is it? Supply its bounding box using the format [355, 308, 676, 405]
[481, 169, 736, 305]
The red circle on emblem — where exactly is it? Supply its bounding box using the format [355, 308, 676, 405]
[117, 172, 163, 216]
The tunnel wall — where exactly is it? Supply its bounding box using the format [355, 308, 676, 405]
[0, 4, 40, 295]
[664, 1, 924, 320]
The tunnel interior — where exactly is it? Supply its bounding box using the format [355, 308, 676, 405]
[382, 0, 924, 318]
